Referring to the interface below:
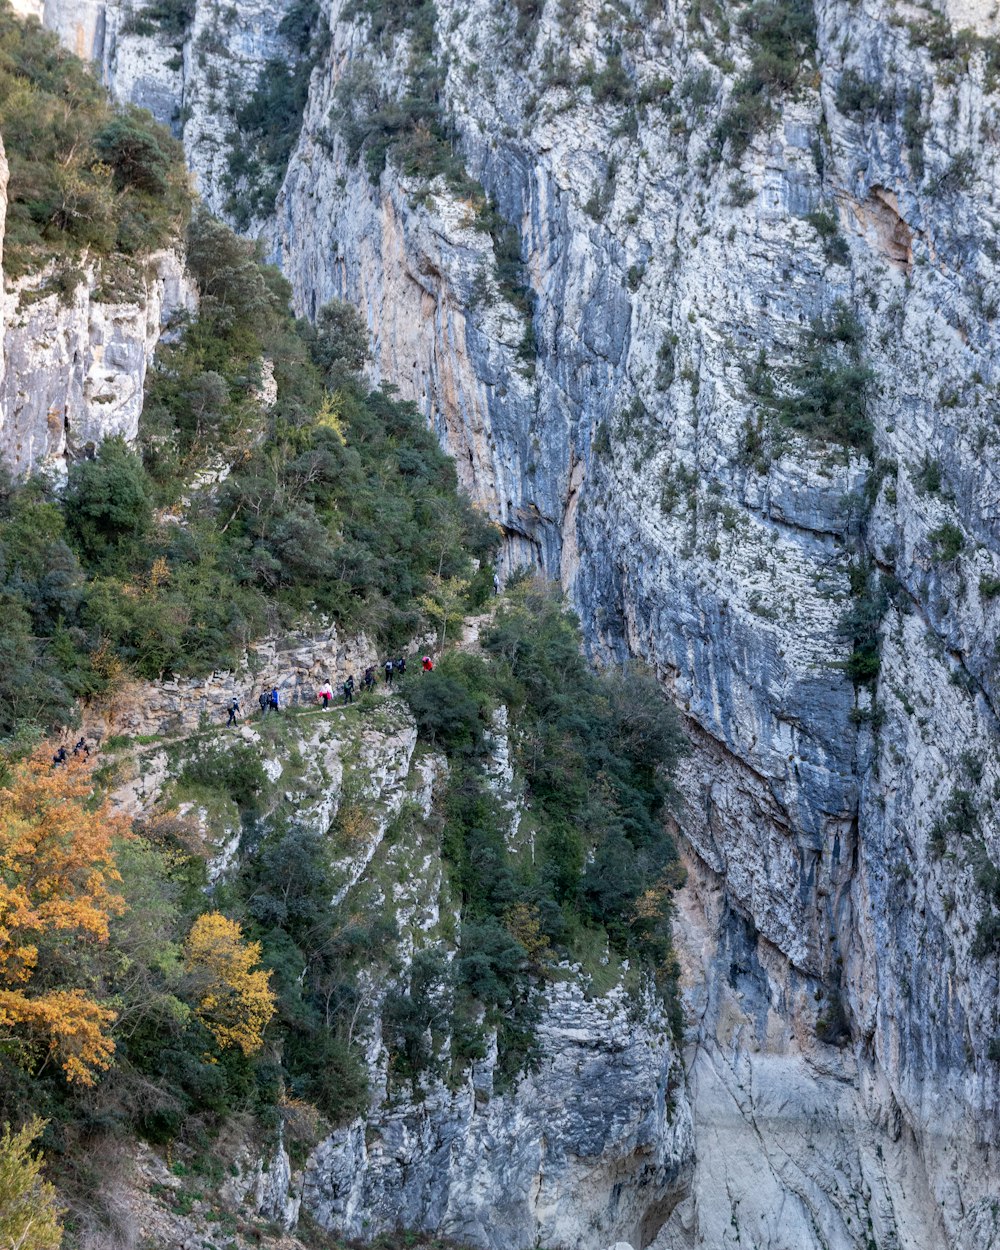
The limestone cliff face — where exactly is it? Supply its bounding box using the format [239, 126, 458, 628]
[305, 979, 691, 1250]
[271, 3, 1000, 1244]
[18, 0, 1000, 1245]
[89, 670, 692, 1248]
[0, 248, 192, 476]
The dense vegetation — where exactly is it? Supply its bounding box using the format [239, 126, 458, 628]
[0, 4, 189, 281]
[713, 0, 817, 161]
[0, 208, 495, 745]
[392, 582, 687, 1081]
[224, 0, 330, 226]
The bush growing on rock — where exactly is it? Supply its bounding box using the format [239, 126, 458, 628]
[400, 582, 687, 1078]
[0, 4, 189, 277]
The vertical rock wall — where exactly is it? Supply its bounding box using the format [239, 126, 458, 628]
[18, 0, 1000, 1244]
[0, 249, 192, 476]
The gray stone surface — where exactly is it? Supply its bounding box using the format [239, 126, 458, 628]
[305, 978, 692, 1250]
[13, 0, 1000, 1244]
[0, 251, 192, 476]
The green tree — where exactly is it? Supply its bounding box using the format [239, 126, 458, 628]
[420, 574, 470, 647]
[64, 439, 154, 567]
[94, 112, 178, 194]
[0, 1118, 63, 1250]
[308, 299, 370, 385]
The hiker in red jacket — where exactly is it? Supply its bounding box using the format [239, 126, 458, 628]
[422, 655, 434, 673]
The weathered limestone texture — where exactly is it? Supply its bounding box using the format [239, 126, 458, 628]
[305, 979, 692, 1250]
[79, 625, 379, 744]
[0, 251, 192, 476]
[21, 0, 1000, 1244]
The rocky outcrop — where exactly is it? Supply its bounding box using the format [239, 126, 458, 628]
[306, 979, 692, 1250]
[22, 0, 1000, 1245]
[79, 623, 379, 746]
[0, 251, 193, 476]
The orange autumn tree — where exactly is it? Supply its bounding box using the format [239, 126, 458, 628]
[183, 913, 275, 1057]
[0, 750, 129, 1084]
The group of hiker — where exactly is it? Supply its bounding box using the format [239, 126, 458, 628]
[52, 738, 91, 766]
[223, 653, 437, 724]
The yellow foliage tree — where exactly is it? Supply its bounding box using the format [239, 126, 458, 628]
[183, 913, 275, 1057]
[0, 751, 128, 1084]
[505, 902, 553, 971]
[0, 1118, 63, 1250]
[315, 392, 346, 442]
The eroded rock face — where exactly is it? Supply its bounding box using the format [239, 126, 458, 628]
[80, 623, 379, 745]
[306, 979, 692, 1250]
[22, 0, 1000, 1244]
[0, 252, 192, 476]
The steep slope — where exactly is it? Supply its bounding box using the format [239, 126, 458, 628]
[71, 599, 693, 1249]
[14, 0, 1000, 1247]
[270, 6, 1000, 1246]
[0, 6, 192, 475]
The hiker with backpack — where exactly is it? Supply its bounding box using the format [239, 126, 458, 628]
[258, 690, 269, 717]
[395, 656, 406, 680]
[318, 680, 334, 709]
[384, 659, 394, 686]
[226, 695, 240, 727]
[343, 675, 355, 705]
[363, 666, 376, 693]
[52, 745, 68, 767]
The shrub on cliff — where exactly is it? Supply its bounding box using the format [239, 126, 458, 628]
[401, 583, 687, 1078]
[0, 3, 189, 277]
[713, 0, 817, 161]
[758, 301, 876, 454]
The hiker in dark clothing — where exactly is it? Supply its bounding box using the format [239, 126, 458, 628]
[395, 657, 406, 680]
[227, 696, 240, 727]
[384, 659, 394, 686]
[343, 675, 355, 704]
[73, 738, 90, 758]
[52, 746, 68, 767]
[259, 690, 269, 717]
[363, 666, 376, 693]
